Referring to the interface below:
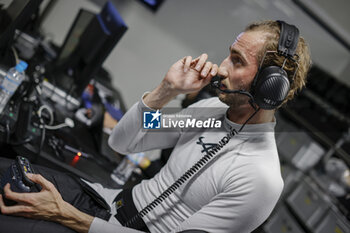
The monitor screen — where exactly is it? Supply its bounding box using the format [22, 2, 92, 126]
[55, 1, 127, 97]
[55, 9, 95, 64]
[0, 0, 42, 64]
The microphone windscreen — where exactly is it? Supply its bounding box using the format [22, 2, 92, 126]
[211, 76, 222, 88]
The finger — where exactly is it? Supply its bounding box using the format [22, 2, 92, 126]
[0, 202, 32, 215]
[0, 194, 5, 212]
[209, 64, 219, 78]
[190, 57, 200, 66]
[1, 192, 32, 215]
[3, 184, 28, 203]
[15, 212, 33, 219]
[201, 74, 212, 87]
[194, 53, 208, 72]
[200, 61, 213, 78]
[26, 174, 53, 190]
[183, 56, 192, 73]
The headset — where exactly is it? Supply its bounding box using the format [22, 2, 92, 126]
[211, 20, 300, 110]
[124, 20, 301, 230]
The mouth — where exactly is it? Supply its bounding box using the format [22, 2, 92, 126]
[220, 83, 228, 90]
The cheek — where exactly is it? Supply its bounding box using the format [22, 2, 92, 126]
[231, 69, 255, 88]
[231, 69, 247, 81]
[242, 67, 257, 82]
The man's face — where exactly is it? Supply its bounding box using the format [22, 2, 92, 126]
[217, 30, 267, 108]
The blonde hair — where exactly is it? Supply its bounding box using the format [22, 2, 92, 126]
[245, 20, 311, 106]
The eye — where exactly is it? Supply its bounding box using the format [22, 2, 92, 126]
[231, 56, 243, 66]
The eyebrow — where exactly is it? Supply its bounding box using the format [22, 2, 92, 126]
[229, 46, 248, 64]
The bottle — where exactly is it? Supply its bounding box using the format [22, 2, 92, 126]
[0, 61, 28, 114]
[111, 152, 149, 185]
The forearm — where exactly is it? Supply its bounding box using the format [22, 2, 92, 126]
[143, 80, 179, 109]
[108, 93, 181, 154]
[56, 201, 94, 233]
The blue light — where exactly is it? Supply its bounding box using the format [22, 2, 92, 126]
[143, 0, 157, 6]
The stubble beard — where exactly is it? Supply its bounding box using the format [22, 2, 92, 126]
[216, 89, 249, 108]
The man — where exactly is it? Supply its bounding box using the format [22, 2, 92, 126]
[0, 20, 311, 233]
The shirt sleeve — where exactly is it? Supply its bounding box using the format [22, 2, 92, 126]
[88, 217, 144, 233]
[108, 93, 181, 154]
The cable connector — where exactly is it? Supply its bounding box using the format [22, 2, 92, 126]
[64, 118, 75, 128]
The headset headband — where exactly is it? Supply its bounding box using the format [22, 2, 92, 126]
[277, 20, 299, 58]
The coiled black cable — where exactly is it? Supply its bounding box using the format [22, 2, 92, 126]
[124, 107, 260, 229]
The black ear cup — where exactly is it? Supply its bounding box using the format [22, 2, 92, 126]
[250, 21, 299, 110]
[254, 66, 290, 110]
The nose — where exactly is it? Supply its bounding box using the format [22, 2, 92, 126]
[217, 66, 228, 79]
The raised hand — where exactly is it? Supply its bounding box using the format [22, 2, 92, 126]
[144, 53, 218, 109]
[164, 53, 218, 95]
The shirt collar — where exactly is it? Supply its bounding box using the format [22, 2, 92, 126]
[223, 114, 276, 134]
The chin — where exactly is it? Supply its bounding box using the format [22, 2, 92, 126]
[218, 95, 231, 106]
[218, 92, 247, 108]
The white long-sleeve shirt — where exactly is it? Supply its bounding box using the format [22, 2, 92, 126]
[89, 96, 283, 233]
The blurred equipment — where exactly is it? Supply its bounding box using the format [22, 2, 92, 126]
[54, 9, 94, 64]
[137, 0, 165, 12]
[263, 205, 305, 233]
[314, 207, 350, 233]
[325, 158, 350, 197]
[49, 1, 128, 98]
[0, 61, 27, 114]
[0, 0, 43, 66]
[111, 152, 150, 186]
[286, 178, 331, 231]
[0, 1, 128, 189]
